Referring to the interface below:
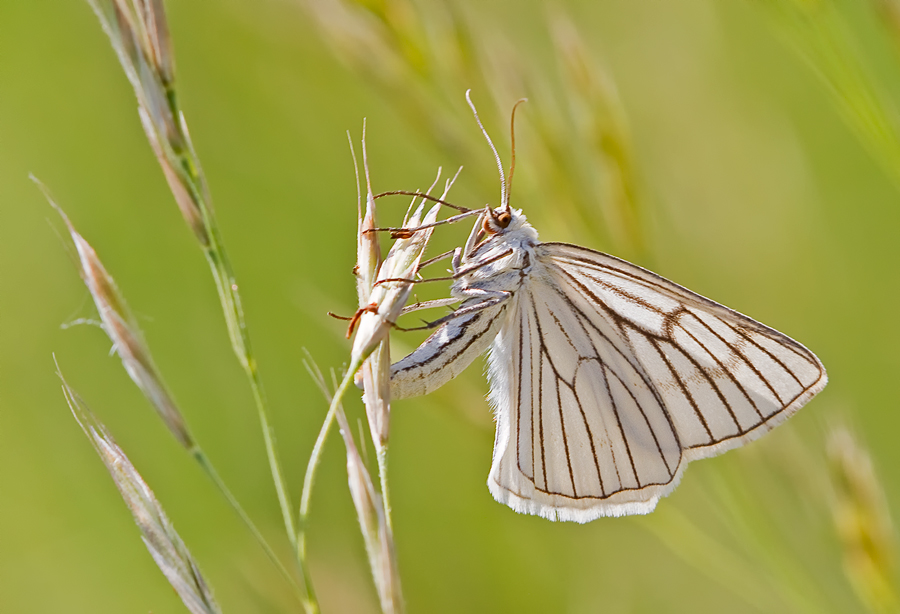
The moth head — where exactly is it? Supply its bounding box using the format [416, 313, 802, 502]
[483, 205, 513, 235]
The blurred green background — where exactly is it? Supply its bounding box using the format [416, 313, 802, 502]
[2, 0, 899, 612]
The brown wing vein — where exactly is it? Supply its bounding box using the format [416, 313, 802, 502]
[538, 322, 547, 491]
[554, 368, 577, 497]
[515, 302, 529, 480]
[530, 294, 585, 497]
[547, 270, 678, 479]
[667, 312, 743, 433]
[555, 269, 683, 453]
[571, 360, 606, 495]
[725, 320, 809, 390]
[683, 312, 770, 418]
[649, 337, 715, 444]
[601, 363, 642, 487]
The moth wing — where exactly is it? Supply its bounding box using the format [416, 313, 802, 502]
[389, 298, 509, 400]
[487, 242, 827, 522]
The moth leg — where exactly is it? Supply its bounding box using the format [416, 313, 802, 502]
[451, 246, 463, 273]
[393, 289, 511, 332]
[452, 248, 513, 278]
[345, 302, 378, 338]
[417, 248, 456, 273]
[374, 248, 513, 287]
[400, 297, 462, 316]
[363, 209, 482, 238]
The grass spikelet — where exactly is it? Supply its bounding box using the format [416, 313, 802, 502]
[343, 425, 404, 614]
[88, 0, 206, 244]
[350, 168, 455, 365]
[351, 128, 392, 452]
[58, 367, 222, 614]
[42, 185, 193, 450]
[828, 426, 899, 613]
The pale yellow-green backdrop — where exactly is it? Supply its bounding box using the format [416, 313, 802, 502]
[2, 0, 897, 612]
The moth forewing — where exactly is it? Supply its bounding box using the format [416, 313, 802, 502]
[389, 301, 507, 399]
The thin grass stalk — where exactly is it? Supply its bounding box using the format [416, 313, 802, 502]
[296, 355, 364, 609]
[190, 450, 307, 604]
[85, 0, 299, 565]
[358, 332, 394, 530]
[350, 129, 396, 529]
[344, 438, 403, 613]
[331, 376, 403, 614]
[375, 445, 393, 532]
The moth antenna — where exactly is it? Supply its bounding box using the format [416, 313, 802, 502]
[507, 98, 528, 212]
[466, 90, 507, 210]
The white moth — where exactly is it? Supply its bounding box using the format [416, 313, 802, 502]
[385, 94, 827, 523]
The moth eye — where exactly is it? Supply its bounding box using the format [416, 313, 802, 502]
[483, 209, 512, 235]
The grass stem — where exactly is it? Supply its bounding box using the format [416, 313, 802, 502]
[191, 448, 309, 610]
[199, 207, 298, 551]
[297, 357, 364, 611]
[376, 445, 393, 532]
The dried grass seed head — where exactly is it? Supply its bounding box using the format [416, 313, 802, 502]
[350, 168, 458, 364]
[59, 372, 220, 614]
[90, 0, 213, 248]
[44, 191, 194, 449]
